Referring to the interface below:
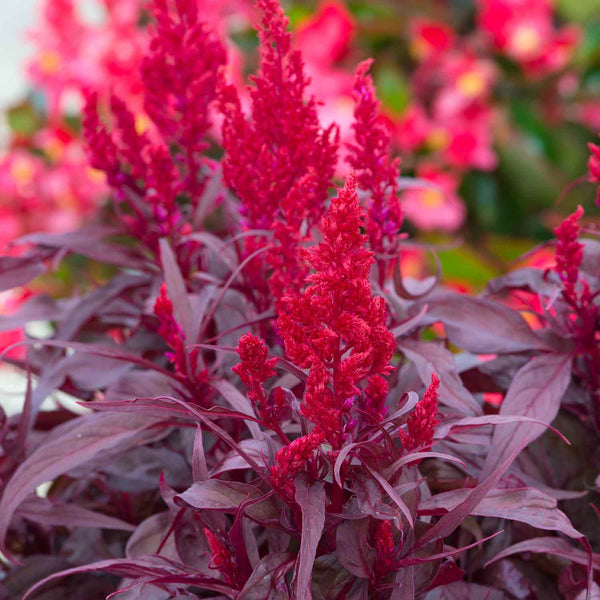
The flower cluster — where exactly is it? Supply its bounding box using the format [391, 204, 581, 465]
[399, 373, 440, 453]
[0, 1, 598, 599]
[154, 282, 207, 401]
[478, 0, 579, 76]
[554, 206, 584, 300]
[219, 0, 338, 309]
[278, 174, 395, 448]
[347, 60, 402, 263]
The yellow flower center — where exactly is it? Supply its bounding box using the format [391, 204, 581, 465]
[510, 26, 541, 56]
[456, 71, 486, 97]
[39, 51, 61, 74]
[10, 157, 35, 186]
[135, 113, 152, 135]
[43, 137, 65, 162]
[86, 167, 107, 184]
[426, 128, 450, 151]
[421, 189, 444, 209]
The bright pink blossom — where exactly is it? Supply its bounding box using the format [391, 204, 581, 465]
[477, 0, 579, 76]
[588, 139, 600, 207]
[373, 520, 401, 583]
[142, 0, 226, 199]
[270, 430, 324, 500]
[154, 283, 208, 401]
[295, 1, 355, 67]
[233, 333, 287, 429]
[410, 19, 455, 61]
[402, 164, 466, 232]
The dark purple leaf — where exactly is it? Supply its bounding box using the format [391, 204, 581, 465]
[22, 555, 231, 600]
[125, 512, 177, 558]
[485, 537, 599, 571]
[20, 227, 147, 269]
[0, 254, 47, 292]
[420, 487, 581, 538]
[15, 497, 135, 532]
[237, 553, 294, 600]
[159, 238, 194, 340]
[335, 519, 374, 579]
[0, 411, 162, 559]
[293, 475, 326, 600]
[423, 581, 506, 599]
[482, 353, 572, 479]
[414, 442, 528, 549]
[420, 292, 551, 354]
[0, 295, 72, 332]
[175, 480, 280, 525]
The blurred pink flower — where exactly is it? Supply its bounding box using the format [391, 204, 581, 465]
[402, 164, 466, 232]
[477, 0, 579, 75]
[295, 1, 355, 67]
[410, 19, 455, 61]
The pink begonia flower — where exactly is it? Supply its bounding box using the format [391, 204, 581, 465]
[432, 53, 496, 118]
[395, 103, 431, 153]
[402, 164, 466, 232]
[295, 1, 355, 67]
[407, 38, 498, 172]
[28, 0, 253, 116]
[409, 19, 455, 61]
[441, 116, 498, 171]
[477, 0, 579, 76]
[27, 0, 148, 115]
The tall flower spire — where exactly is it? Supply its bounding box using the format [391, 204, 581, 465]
[278, 174, 395, 448]
[348, 59, 403, 268]
[219, 0, 338, 309]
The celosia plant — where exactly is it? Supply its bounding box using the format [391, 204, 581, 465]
[0, 1, 599, 599]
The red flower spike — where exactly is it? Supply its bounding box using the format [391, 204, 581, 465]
[142, 0, 226, 198]
[219, 0, 338, 309]
[347, 59, 403, 263]
[400, 373, 440, 453]
[203, 528, 243, 589]
[233, 333, 280, 426]
[373, 519, 401, 583]
[270, 430, 324, 500]
[554, 206, 584, 300]
[154, 283, 208, 401]
[82, 93, 122, 191]
[278, 175, 396, 448]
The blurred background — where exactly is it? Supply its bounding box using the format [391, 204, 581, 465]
[1, 0, 600, 368]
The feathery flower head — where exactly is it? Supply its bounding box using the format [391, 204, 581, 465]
[588, 141, 600, 207]
[554, 206, 584, 297]
[142, 0, 226, 198]
[203, 528, 242, 588]
[154, 283, 208, 400]
[347, 59, 402, 260]
[278, 175, 395, 447]
[233, 333, 281, 425]
[373, 519, 401, 583]
[399, 373, 440, 453]
[270, 430, 325, 500]
[219, 0, 338, 307]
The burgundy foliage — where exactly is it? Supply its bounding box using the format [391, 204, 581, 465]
[0, 0, 599, 598]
